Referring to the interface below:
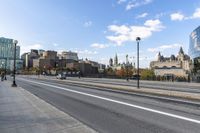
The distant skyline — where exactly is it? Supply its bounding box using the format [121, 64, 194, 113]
[0, 0, 200, 68]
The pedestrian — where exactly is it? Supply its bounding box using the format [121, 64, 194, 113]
[78, 72, 81, 79]
[1, 72, 4, 81]
[78, 71, 81, 79]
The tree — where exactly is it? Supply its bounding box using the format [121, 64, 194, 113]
[115, 68, 126, 78]
[140, 69, 155, 80]
[105, 67, 115, 75]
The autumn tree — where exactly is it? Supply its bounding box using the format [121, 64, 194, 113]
[115, 68, 126, 78]
[140, 69, 155, 80]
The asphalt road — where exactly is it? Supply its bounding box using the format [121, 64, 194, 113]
[64, 77, 200, 93]
[23, 75, 200, 93]
[15, 77, 200, 133]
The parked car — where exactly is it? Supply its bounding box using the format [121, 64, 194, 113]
[56, 73, 66, 79]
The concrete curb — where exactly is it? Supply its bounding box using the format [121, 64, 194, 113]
[56, 79, 200, 101]
[22, 76, 200, 101]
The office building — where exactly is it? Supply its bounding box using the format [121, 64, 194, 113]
[61, 51, 78, 61]
[0, 37, 21, 70]
[21, 49, 39, 69]
[43, 50, 57, 60]
[189, 26, 200, 82]
[33, 51, 58, 70]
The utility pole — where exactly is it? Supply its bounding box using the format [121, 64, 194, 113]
[136, 37, 141, 89]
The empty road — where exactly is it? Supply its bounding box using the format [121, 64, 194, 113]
[15, 77, 200, 133]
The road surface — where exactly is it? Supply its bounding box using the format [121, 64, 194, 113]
[64, 77, 200, 93]
[25, 76, 200, 93]
[15, 77, 200, 133]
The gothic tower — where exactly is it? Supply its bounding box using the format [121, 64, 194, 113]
[109, 58, 113, 67]
[114, 53, 118, 66]
[157, 52, 161, 61]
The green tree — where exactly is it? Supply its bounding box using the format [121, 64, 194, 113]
[140, 69, 155, 80]
[106, 67, 115, 75]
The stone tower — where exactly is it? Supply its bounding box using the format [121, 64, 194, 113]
[179, 47, 184, 55]
[114, 53, 118, 66]
[109, 58, 113, 67]
[178, 47, 185, 61]
[126, 54, 129, 64]
[157, 52, 161, 61]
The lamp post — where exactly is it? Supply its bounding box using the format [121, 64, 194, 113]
[126, 64, 129, 81]
[12, 40, 18, 87]
[136, 37, 141, 88]
[1, 61, 7, 80]
[4, 58, 7, 80]
[0, 64, 3, 81]
[1, 62, 4, 74]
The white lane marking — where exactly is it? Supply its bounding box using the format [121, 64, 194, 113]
[20, 78, 200, 124]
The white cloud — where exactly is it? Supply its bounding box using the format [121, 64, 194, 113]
[53, 43, 59, 47]
[90, 43, 109, 49]
[20, 43, 43, 54]
[147, 43, 182, 52]
[108, 25, 130, 35]
[106, 19, 164, 45]
[126, 0, 153, 10]
[126, 2, 136, 10]
[136, 13, 148, 18]
[170, 8, 200, 21]
[84, 21, 92, 27]
[107, 35, 129, 46]
[117, 0, 126, 4]
[144, 19, 164, 31]
[191, 8, 200, 19]
[75, 49, 98, 55]
[170, 12, 185, 21]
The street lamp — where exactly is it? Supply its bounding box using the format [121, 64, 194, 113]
[4, 58, 7, 80]
[12, 40, 18, 87]
[136, 37, 141, 88]
[1, 61, 7, 80]
[126, 64, 129, 81]
[126, 54, 129, 81]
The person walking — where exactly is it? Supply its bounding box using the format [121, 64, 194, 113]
[1, 72, 4, 81]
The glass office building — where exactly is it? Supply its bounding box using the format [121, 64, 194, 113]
[189, 26, 200, 58]
[0, 37, 21, 70]
[189, 26, 200, 82]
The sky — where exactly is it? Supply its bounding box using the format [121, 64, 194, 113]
[0, 0, 200, 68]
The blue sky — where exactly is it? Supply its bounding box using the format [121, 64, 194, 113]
[0, 0, 200, 68]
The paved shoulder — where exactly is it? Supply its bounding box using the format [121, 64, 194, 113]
[0, 81, 97, 133]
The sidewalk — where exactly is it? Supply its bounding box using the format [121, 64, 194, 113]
[0, 80, 97, 133]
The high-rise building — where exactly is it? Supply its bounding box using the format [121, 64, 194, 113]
[43, 50, 57, 60]
[189, 26, 200, 82]
[32, 51, 58, 70]
[61, 51, 78, 61]
[0, 37, 20, 59]
[189, 26, 200, 58]
[38, 49, 45, 56]
[21, 50, 39, 69]
[0, 37, 21, 70]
